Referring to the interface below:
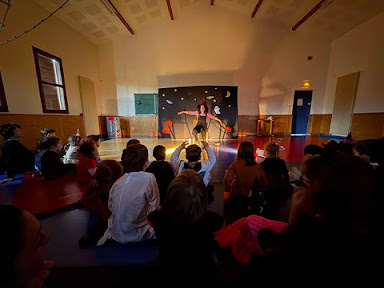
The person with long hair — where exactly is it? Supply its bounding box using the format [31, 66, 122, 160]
[224, 141, 266, 223]
[178, 104, 226, 142]
[79, 160, 123, 247]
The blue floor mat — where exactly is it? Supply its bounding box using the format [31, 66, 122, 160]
[40, 208, 159, 267]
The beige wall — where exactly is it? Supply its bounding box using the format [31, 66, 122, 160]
[0, 0, 99, 116]
[98, 42, 118, 116]
[1, 0, 383, 140]
[324, 11, 384, 114]
[104, 2, 330, 117]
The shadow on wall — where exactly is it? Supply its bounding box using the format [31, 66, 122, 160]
[236, 19, 289, 116]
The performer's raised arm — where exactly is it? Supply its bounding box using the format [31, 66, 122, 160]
[207, 113, 226, 128]
[177, 110, 198, 116]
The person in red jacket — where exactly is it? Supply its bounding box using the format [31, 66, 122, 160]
[76, 142, 97, 186]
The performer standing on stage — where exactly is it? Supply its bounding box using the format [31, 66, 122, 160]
[178, 104, 226, 142]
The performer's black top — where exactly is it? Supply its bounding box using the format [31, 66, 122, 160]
[196, 115, 206, 127]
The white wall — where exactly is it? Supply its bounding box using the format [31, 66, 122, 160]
[0, 0, 99, 115]
[324, 11, 384, 114]
[107, 3, 331, 116]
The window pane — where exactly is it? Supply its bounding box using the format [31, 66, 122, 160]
[53, 60, 63, 85]
[38, 54, 63, 85]
[42, 84, 66, 110]
[33, 47, 68, 114]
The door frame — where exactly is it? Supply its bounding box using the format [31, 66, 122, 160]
[291, 90, 313, 136]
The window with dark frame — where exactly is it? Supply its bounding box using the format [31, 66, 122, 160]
[0, 71, 9, 112]
[33, 47, 69, 113]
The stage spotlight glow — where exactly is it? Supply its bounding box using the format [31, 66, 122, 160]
[166, 148, 176, 155]
[218, 147, 238, 154]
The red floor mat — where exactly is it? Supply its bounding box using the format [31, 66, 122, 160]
[13, 174, 87, 215]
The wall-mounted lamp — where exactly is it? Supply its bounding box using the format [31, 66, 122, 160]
[302, 80, 311, 89]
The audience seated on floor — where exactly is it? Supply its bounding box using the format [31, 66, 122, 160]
[41, 136, 76, 180]
[223, 141, 267, 224]
[171, 140, 216, 203]
[260, 142, 293, 221]
[35, 128, 56, 171]
[148, 169, 223, 286]
[79, 160, 123, 248]
[353, 138, 384, 167]
[76, 142, 97, 186]
[84, 134, 102, 166]
[120, 138, 141, 168]
[145, 145, 174, 204]
[245, 151, 383, 284]
[0, 123, 35, 178]
[0, 204, 54, 288]
[289, 144, 323, 185]
[63, 134, 83, 164]
[98, 143, 159, 245]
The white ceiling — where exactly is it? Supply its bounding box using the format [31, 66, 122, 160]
[31, 0, 384, 45]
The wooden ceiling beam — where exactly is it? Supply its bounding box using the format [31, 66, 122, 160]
[291, 0, 327, 31]
[166, 0, 174, 21]
[211, 0, 214, 6]
[251, 0, 264, 18]
[107, 0, 134, 35]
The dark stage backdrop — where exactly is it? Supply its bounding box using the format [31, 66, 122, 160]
[158, 86, 238, 139]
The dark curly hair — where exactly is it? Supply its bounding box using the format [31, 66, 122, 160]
[0, 123, 20, 140]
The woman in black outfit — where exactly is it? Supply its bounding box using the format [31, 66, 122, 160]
[178, 104, 225, 143]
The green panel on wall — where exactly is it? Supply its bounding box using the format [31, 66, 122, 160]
[134, 93, 158, 115]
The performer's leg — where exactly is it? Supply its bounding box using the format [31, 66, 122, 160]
[202, 126, 208, 142]
[192, 128, 198, 143]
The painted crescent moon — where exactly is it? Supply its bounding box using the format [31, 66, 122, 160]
[225, 91, 231, 98]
